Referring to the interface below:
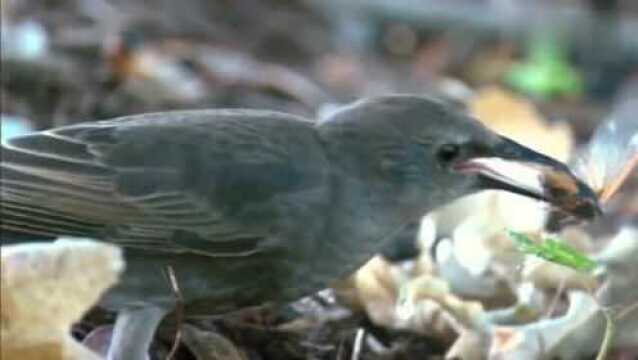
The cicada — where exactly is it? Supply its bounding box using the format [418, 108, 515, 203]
[546, 97, 638, 230]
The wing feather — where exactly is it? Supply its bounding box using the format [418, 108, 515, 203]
[1, 110, 325, 257]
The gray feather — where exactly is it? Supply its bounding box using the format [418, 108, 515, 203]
[1, 109, 331, 258]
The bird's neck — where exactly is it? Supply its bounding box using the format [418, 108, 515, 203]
[311, 126, 424, 279]
[313, 175, 417, 281]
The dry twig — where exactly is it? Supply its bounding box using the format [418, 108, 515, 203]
[165, 266, 184, 360]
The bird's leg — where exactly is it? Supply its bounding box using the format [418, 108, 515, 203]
[107, 306, 168, 360]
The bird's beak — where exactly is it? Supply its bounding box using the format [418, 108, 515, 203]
[454, 136, 602, 221]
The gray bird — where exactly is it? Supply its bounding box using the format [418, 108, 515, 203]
[0, 95, 599, 359]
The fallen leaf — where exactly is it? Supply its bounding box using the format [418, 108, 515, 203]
[1, 238, 124, 360]
[470, 86, 573, 161]
[181, 324, 247, 360]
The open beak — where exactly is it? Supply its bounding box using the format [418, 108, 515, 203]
[454, 137, 602, 221]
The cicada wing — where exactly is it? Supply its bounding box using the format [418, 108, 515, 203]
[572, 98, 638, 204]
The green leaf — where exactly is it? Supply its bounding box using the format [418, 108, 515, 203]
[505, 34, 583, 99]
[508, 231, 598, 272]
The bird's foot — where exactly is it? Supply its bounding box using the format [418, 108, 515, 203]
[105, 305, 168, 360]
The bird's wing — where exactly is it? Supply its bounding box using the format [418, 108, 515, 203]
[1, 109, 327, 257]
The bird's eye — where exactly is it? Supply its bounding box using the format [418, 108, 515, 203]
[437, 144, 461, 163]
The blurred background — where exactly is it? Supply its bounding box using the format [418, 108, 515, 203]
[2, 0, 638, 359]
[2, 0, 638, 131]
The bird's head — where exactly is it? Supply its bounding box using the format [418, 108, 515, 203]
[318, 95, 600, 221]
